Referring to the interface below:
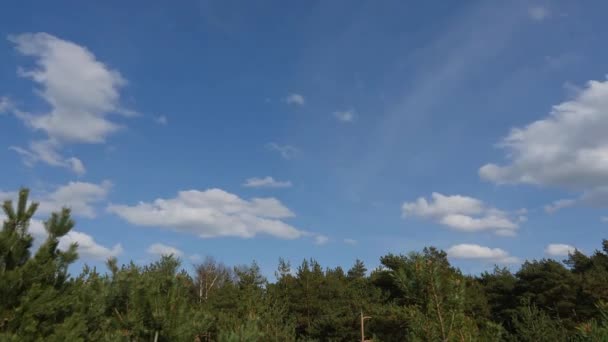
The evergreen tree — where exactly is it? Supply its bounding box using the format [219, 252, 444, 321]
[514, 259, 578, 329]
[479, 266, 518, 330]
[511, 300, 568, 342]
[347, 259, 367, 279]
[2, 189, 608, 341]
[0, 189, 80, 340]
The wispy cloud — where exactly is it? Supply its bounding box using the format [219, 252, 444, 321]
[154, 115, 168, 125]
[344, 238, 358, 246]
[545, 199, 577, 213]
[333, 110, 355, 123]
[314, 235, 329, 245]
[243, 176, 292, 188]
[0, 96, 13, 114]
[266, 142, 298, 160]
[285, 93, 305, 106]
[528, 6, 550, 21]
[349, 2, 522, 194]
[10, 141, 85, 175]
[544, 53, 581, 70]
[147, 243, 183, 257]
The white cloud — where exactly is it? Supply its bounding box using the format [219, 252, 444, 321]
[155, 115, 168, 125]
[0, 96, 13, 114]
[601, 216, 608, 222]
[108, 188, 303, 239]
[447, 244, 519, 264]
[9, 32, 130, 143]
[147, 243, 183, 257]
[528, 6, 550, 21]
[36, 181, 112, 218]
[1, 181, 110, 219]
[10, 141, 85, 175]
[314, 235, 329, 245]
[344, 238, 357, 245]
[243, 176, 292, 188]
[480, 78, 608, 190]
[27, 218, 47, 240]
[0, 215, 121, 261]
[481, 77, 608, 211]
[285, 93, 305, 106]
[266, 142, 297, 160]
[544, 198, 577, 213]
[8, 32, 134, 173]
[59, 231, 123, 260]
[333, 110, 355, 123]
[545, 243, 576, 257]
[402, 192, 519, 236]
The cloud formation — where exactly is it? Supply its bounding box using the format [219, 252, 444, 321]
[11, 141, 86, 175]
[155, 115, 168, 125]
[36, 181, 112, 218]
[545, 243, 576, 257]
[266, 142, 297, 160]
[480, 78, 608, 189]
[528, 6, 549, 21]
[108, 188, 303, 239]
[285, 93, 305, 106]
[447, 244, 519, 264]
[480, 77, 608, 211]
[147, 243, 183, 257]
[344, 238, 357, 246]
[58, 230, 123, 260]
[1, 181, 110, 218]
[8, 32, 134, 174]
[0, 215, 121, 261]
[313, 235, 329, 245]
[333, 110, 355, 123]
[402, 192, 520, 236]
[544, 199, 577, 213]
[243, 176, 292, 188]
[0, 183, 118, 260]
[0, 97, 13, 114]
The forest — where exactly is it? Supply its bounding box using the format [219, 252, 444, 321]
[1, 189, 607, 341]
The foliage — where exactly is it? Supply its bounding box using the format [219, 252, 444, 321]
[1, 189, 608, 341]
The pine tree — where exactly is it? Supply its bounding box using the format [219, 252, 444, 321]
[0, 189, 80, 340]
[373, 248, 480, 341]
[347, 259, 367, 279]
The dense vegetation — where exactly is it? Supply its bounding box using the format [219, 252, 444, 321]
[1, 189, 607, 341]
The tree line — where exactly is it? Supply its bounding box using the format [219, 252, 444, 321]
[1, 189, 607, 341]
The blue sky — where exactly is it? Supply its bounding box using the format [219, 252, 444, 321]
[2, 0, 608, 276]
